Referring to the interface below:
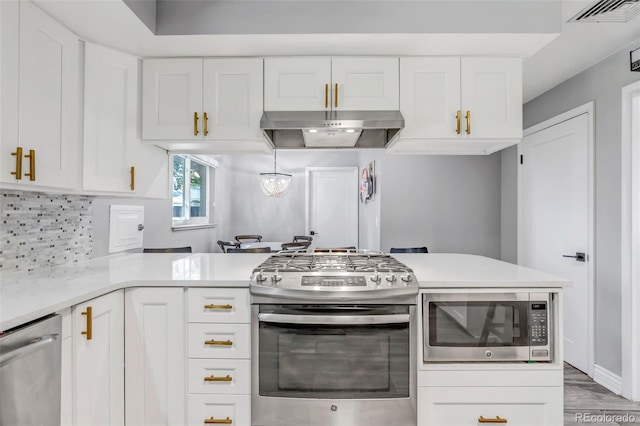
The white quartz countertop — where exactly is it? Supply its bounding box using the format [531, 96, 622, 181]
[0, 253, 570, 331]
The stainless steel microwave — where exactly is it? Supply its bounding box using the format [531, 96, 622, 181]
[423, 292, 553, 362]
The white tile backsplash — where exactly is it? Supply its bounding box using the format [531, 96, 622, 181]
[0, 190, 93, 272]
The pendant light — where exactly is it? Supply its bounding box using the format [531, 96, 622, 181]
[259, 149, 291, 197]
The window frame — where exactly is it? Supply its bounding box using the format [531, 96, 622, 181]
[171, 154, 216, 228]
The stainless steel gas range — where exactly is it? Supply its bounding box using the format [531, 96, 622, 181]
[250, 251, 418, 426]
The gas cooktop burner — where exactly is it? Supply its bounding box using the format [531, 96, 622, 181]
[250, 252, 419, 303]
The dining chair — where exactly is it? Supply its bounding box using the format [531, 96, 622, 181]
[234, 235, 263, 243]
[389, 246, 429, 253]
[226, 247, 272, 253]
[292, 235, 313, 243]
[143, 246, 192, 253]
[281, 241, 311, 251]
[217, 240, 239, 253]
[314, 246, 356, 253]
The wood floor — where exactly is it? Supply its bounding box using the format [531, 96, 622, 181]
[564, 364, 640, 425]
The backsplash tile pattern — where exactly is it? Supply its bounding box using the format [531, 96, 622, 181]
[0, 190, 93, 272]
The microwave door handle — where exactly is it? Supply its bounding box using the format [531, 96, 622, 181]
[257, 313, 410, 325]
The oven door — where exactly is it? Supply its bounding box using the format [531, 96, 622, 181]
[252, 304, 416, 426]
[424, 292, 550, 362]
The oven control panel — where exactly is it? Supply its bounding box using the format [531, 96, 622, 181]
[301, 276, 367, 287]
[529, 302, 548, 346]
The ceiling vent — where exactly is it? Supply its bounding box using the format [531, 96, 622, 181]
[569, 0, 640, 22]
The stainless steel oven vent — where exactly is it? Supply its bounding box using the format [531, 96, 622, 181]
[569, 0, 640, 22]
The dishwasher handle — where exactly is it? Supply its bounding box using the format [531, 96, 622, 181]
[0, 334, 59, 368]
[258, 313, 410, 325]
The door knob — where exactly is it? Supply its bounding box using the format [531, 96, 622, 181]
[310, 231, 319, 235]
[562, 252, 586, 262]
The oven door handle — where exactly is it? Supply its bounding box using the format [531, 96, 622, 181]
[257, 313, 410, 325]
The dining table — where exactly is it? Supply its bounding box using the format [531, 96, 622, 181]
[239, 241, 285, 251]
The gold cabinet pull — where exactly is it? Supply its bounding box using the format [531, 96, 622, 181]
[81, 306, 92, 340]
[204, 416, 232, 424]
[203, 112, 209, 136]
[456, 110, 462, 135]
[478, 416, 508, 424]
[204, 374, 232, 382]
[334, 83, 338, 108]
[24, 149, 35, 181]
[204, 304, 233, 310]
[11, 147, 23, 180]
[130, 166, 135, 191]
[465, 110, 471, 135]
[204, 339, 233, 346]
[194, 112, 200, 136]
[324, 83, 329, 108]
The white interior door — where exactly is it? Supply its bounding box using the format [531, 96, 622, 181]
[306, 167, 359, 249]
[518, 112, 592, 374]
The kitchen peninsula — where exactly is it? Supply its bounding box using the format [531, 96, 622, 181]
[0, 253, 570, 426]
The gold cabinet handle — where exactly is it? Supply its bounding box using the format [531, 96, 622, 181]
[334, 83, 338, 108]
[204, 339, 233, 346]
[324, 83, 329, 109]
[203, 112, 209, 136]
[478, 416, 508, 424]
[204, 374, 232, 382]
[81, 306, 92, 340]
[204, 304, 233, 310]
[456, 110, 462, 135]
[24, 149, 35, 181]
[11, 147, 23, 180]
[204, 417, 232, 424]
[194, 112, 200, 136]
[130, 166, 135, 191]
[465, 110, 471, 135]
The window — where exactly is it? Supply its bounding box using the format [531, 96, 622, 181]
[172, 155, 215, 227]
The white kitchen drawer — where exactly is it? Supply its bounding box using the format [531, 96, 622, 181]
[187, 394, 250, 426]
[188, 359, 250, 394]
[418, 386, 563, 426]
[188, 323, 250, 359]
[188, 288, 250, 323]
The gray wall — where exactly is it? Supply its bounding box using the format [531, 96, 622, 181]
[92, 197, 218, 257]
[123, 0, 156, 33]
[521, 39, 640, 376]
[379, 153, 502, 258]
[358, 151, 384, 251]
[501, 146, 518, 264]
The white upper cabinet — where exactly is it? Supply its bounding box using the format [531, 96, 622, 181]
[264, 57, 399, 111]
[202, 58, 263, 140]
[143, 58, 203, 140]
[1, 1, 80, 189]
[393, 57, 522, 155]
[83, 43, 137, 193]
[142, 58, 269, 153]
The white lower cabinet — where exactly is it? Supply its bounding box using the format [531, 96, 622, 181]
[59, 308, 73, 426]
[187, 395, 251, 426]
[72, 290, 124, 426]
[187, 288, 251, 426]
[418, 386, 563, 426]
[125, 288, 185, 426]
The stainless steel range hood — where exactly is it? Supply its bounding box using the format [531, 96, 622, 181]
[260, 110, 404, 149]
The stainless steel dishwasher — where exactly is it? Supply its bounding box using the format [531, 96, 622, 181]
[0, 314, 62, 426]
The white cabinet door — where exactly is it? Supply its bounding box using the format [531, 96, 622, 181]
[83, 43, 137, 193]
[18, 1, 80, 190]
[264, 57, 331, 111]
[331, 57, 399, 111]
[59, 308, 73, 426]
[461, 57, 522, 139]
[400, 57, 461, 139]
[0, 0, 20, 184]
[73, 291, 124, 426]
[187, 395, 250, 426]
[203, 58, 263, 140]
[142, 58, 202, 140]
[418, 386, 563, 426]
[125, 288, 185, 426]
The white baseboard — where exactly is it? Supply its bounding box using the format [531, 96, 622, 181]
[594, 364, 623, 395]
